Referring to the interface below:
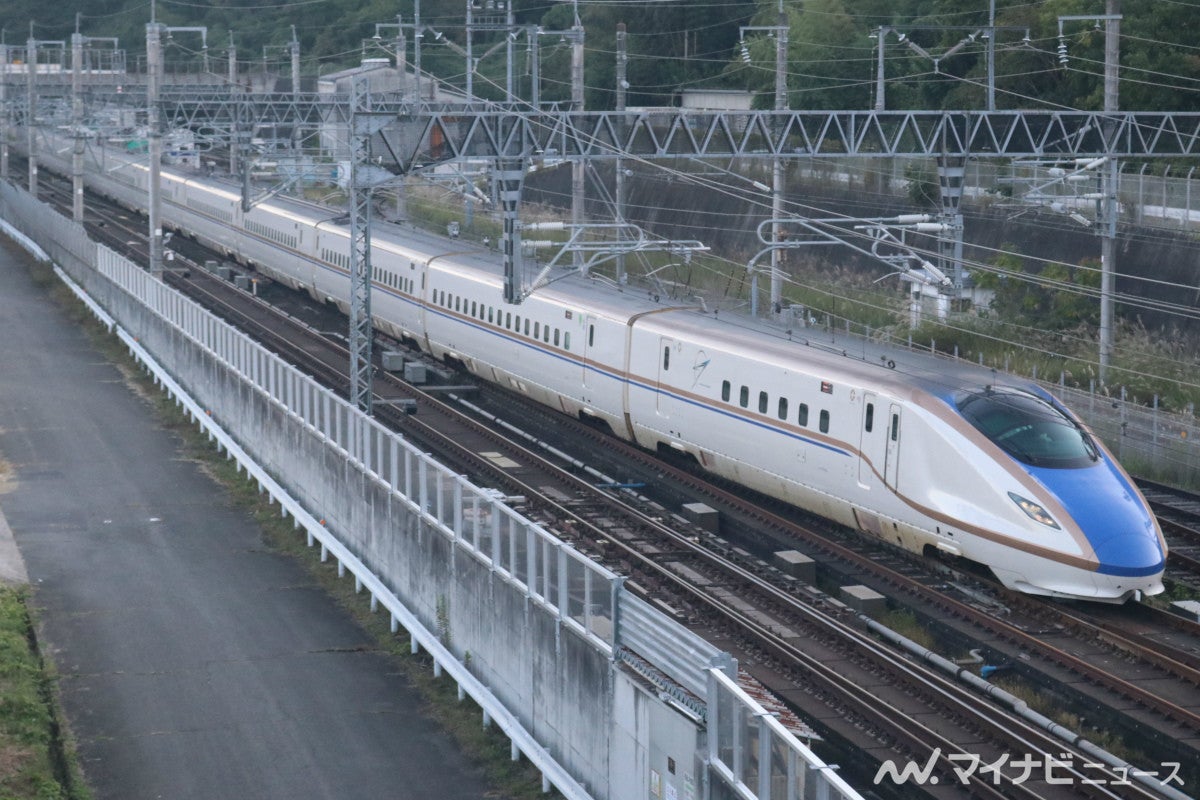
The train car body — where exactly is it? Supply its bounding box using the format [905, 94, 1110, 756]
[32, 133, 1167, 602]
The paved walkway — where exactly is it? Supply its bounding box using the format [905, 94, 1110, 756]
[0, 241, 493, 799]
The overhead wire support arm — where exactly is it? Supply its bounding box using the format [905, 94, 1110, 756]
[746, 214, 952, 317]
[519, 222, 707, 299]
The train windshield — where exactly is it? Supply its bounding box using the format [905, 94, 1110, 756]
[956, 389, 1099, 469]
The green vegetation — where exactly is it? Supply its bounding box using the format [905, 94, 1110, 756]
[13, 1, 1200, 113]
[876, 608, 936, 651]
[0, 587, 86, 800]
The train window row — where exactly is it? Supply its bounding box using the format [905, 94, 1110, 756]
[245, 219, 298, 249]
[432, 289, 571, 351]
[322, 248, 350, 271]
[376, 268, 414, 294]
[317, 247, 415, 294]
[721, 379, 828, 433]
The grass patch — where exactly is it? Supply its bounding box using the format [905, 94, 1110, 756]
[876, 608, 937, 651]
[0, 586, 87, 800]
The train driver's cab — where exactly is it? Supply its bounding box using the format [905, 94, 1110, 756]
[956, 387, 1099, 469]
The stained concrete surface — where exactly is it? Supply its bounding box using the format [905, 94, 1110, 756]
[0, 243, 494, 799]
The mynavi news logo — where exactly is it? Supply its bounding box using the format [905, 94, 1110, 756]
[873, 749, 1185, 788]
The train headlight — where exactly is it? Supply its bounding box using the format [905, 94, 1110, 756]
[1008, 492, 1061, 529]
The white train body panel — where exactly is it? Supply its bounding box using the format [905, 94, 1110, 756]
[32, 133, 1167, 603]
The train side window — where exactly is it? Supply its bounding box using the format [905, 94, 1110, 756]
[798, 403, 809, 426]
[534, 321, 540, 339]
[588, 325, 595, 347]
[505, 312, 512, 329]
[455, 296, 460, 312]
[488, 307, 494, 324]
[515, 316, 521, 334]
[554, 329, 560, 347]
[524, 319, 530, 336]
[891, 413, 899, 441]
[739, 386, 749, 408]
[564, 332, 570, 350]
[722, 381, 731, 402]
[663, 347, 670, 370]
[865, 402, 874, 433]
[543, 326, 550, 343]
[778, 398, 788, 420]
[758, 391, 768, 414]
[819, 409, 830, 433]
[471, 301, 477, 317]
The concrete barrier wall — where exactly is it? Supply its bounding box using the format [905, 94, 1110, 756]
[0, 179, 865, 800]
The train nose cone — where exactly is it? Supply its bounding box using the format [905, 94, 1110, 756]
[1090, 528, 1165, 577]
[1033, 463, 1164, 577]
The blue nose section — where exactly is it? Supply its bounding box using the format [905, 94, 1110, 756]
[1028, 462, 1165, 577]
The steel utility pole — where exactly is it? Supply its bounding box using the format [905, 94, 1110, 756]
[615, 22, 627, 285]
[771, 2, 788, 316]
[1100, 0, 1121, 382]
[147, 12, 164, 275]
[71, 18, 84, 222]
[147, 3, 207, 275]
[570, 1, 584, 271]
[2, 37, 10, 180]
[741, 8, 790, 314]
[349, 76, 374, 414]
[1059, 6, 1122, 381]
[26, 31, 37, 195]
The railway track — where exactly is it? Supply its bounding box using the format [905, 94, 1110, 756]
[26, 166, 1199, 799]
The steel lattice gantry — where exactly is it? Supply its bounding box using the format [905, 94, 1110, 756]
[46, 89, 1199, 160]
[24, 83, 1200, 409]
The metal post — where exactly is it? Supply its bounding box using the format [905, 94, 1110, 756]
[26, 34, 37, 196]
[937, 155, 966, 303]
[498, 153, 525, 303]
[615, 22, 627, 285]
[530, 28, 540, 108]
[393, 17, 406, 100]
[227, 33, 237, 89]
[414, 0, 422, 102]
[873, 27, 885, 112]
[770, 3, 788, 316]
[349, 76, 374, 414]
[986, 0, 996, 110]
[505, 4, 514, 101]
[291, 27, 301, 153]
[0, 41, 8, 180]
[465, 0, 473, 100]
[570, 5, 584, 270]
[290, 26, 300, 102]
[147, 17, 164, 275]
[71, 30, 84, 222]
[1098, 0, 1120, 382]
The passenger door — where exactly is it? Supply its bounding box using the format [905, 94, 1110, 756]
[656, 336, 675, 417]
[861, 394, 901, 491]
[582, 315, 597, 388]
[884, 404, 901, 490]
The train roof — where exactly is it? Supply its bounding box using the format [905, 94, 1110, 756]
[196, 169, 1029, 403]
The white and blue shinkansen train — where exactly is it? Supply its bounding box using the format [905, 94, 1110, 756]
[38, 134, 1167, 603]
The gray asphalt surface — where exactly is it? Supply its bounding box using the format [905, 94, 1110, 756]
[0, 243, 495, 799]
